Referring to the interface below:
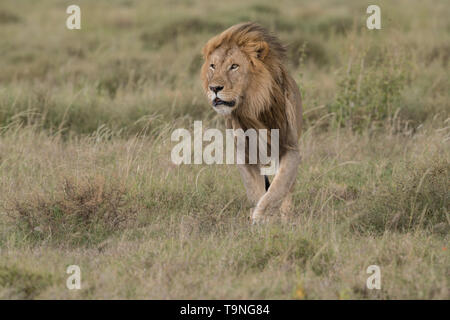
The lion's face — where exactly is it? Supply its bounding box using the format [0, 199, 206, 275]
[201, 46, 251, 116]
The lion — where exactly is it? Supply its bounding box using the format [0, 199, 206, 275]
[200, 22, 302, 223]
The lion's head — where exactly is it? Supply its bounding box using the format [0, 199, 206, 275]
[201, 22, 288, 118]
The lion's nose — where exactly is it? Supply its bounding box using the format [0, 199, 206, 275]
[209, 86, 224, 93]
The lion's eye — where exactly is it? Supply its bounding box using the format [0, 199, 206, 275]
[210, 64, 215, 70]
[230, 64, 239, 70]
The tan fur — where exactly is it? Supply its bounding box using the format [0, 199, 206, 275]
[201, 22, 303, 223]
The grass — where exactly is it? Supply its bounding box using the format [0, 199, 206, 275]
[0, 0, 449, 299]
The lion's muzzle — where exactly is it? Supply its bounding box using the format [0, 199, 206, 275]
[212, 97, 236, 107]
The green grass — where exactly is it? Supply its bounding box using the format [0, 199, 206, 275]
[0, 0, 449, 299]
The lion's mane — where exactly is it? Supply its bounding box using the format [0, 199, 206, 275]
[201, 22, 299, 155]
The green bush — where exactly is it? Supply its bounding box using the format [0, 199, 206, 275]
[328, 50, 409, 131]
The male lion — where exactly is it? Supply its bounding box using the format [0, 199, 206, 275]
[200, 22, 302, 223]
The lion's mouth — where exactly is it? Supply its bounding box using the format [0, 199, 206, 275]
[212, 97, 235, 107]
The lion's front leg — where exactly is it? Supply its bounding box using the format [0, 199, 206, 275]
[237, 163, 266, 209]
[251, 149, 300, 224]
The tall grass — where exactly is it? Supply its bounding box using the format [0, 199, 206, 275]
[0, 0, 449, 299]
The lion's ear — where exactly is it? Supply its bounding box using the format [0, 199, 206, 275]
[202, 36, 222, 59]
[202, 44, 211, 60]
[202, 39, 214, 59]
[256, 41, 269, 60]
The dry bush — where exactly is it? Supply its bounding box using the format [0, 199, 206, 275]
[0, 0, 448, 300]
[352, 158, 449, 235]
[0, 265, 52, 299]
[6, 176, 136, 247]
[0, 9, 20, 24]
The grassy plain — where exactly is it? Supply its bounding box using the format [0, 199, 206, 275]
[0, 0, 448, 299]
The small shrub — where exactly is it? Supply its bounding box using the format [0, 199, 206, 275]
[95, 58, 149, 98]
[328, 51, 409, 130]
[426, 44, 450, 67]
[296, 15, 354, 37]
[316, 16, 354, 37]
[0, 265, 52, 299]
[233, 230, 316, 272]
[311, 248, 335, 276]
[352, 158, 449, 234]
[140, 18, 224, 50]
[6, 176, 136, 247]
[288, 38, 329, 67]
[0, 10, 20, 24]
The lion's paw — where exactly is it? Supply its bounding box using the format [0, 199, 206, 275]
[251, 208, 266, 225]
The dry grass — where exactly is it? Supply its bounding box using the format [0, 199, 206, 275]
[0, 0, 449, 299]
[5, 176, 136, 247]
